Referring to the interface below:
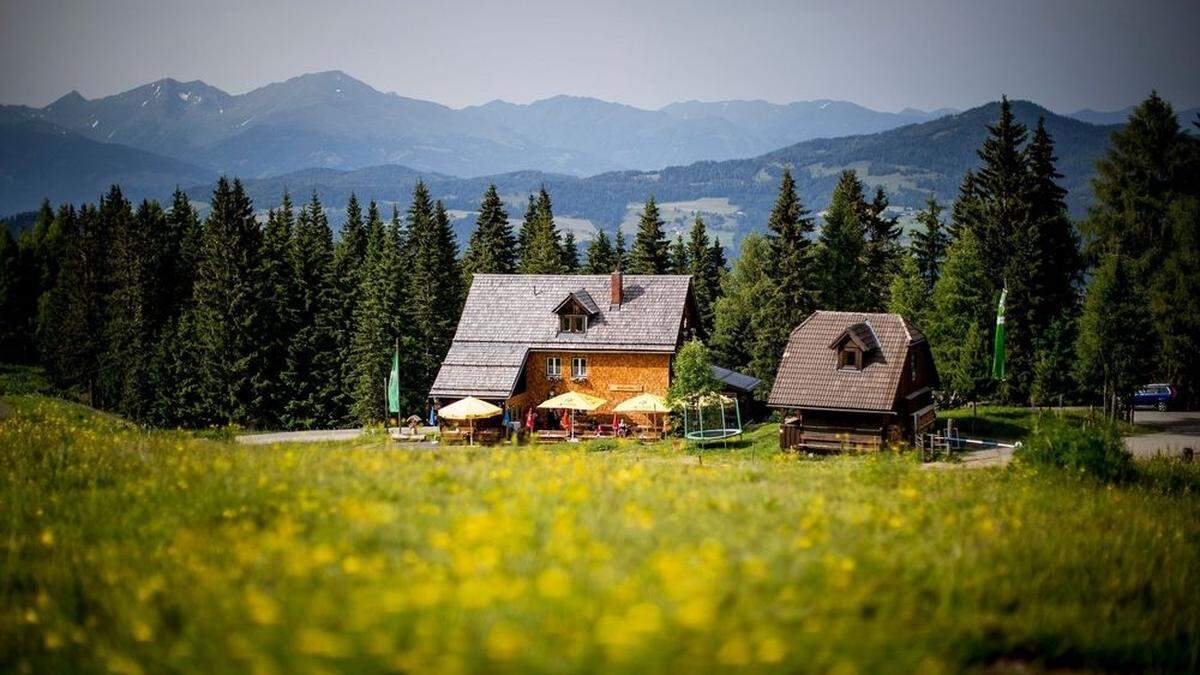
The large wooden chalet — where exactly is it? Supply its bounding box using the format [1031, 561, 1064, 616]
[429, 271, 697, 423]
[768, 311, 938, 451]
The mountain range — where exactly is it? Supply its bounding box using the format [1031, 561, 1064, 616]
[4, 70, 1191, 253]
[212, 100, 1118, 254]
[4, 71, 953, 184]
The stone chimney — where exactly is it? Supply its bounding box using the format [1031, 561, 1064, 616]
[610, 269, 623, 308]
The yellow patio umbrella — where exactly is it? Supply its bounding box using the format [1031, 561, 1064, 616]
[614, 392, 671, 432]
[438, 396, 503, 445]
[538, 391, 606, 438]
[613, 392, 670, 413]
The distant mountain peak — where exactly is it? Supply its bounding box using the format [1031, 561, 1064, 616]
[49, 90, 87, 107]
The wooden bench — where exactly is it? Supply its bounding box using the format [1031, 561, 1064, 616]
[474, 428, 502, 445]
[390, 427, 427, 442]
[440, 429, 468, 445]
[536, 430, 570, 444]
[636, 429, 663, 443]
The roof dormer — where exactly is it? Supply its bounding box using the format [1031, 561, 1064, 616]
[554, 289, 600, 334]
[828, 321, 880, 370]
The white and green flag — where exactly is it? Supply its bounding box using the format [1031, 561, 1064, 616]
[992, 287, 1007, 381]
[387, 344, 400, 414]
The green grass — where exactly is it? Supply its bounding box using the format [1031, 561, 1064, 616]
[938, 405, 1154, 441]
[2, 392, 1199, 673]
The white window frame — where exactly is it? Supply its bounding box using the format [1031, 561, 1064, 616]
[546, 357, 562, 379]
[571, 357, 588, 380]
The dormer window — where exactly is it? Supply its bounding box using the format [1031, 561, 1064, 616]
[829, 321, 879, 371]
[554, 289, 600, 335]
[561, 315, 587, 333]
[839, 346, 863, 370]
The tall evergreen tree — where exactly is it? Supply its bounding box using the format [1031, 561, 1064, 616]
[910, 196, 949, 291]
[407, 183, 463, 400]
[562, 231, 580, 272]
[628, 197, 670, 274]
[38, 204, 107, 402]
[928, 226, 994, 405]
[518, 187, 566, 273]
[349, 200, 407, 424]
[815, 170, 870, 311]
[281, 193, 340, 428]
[1084, 91, 1198, 267]
[584, 230, 617, 273]
[764, 169, 816, 315]
[461, 184, 516, 279]
[710, 233, 776, 396]
[1076, 250, 1156, 419]
[974, 96, 1030, 288]
[256, 193, 298, 426]
[516, 194, 537, 264]
[949, 170, 982, 242]
[862, 186, 902, 310]
[886, 252, 929, 326]
[190, 178, 267, 425]
[326, 194, 370, 423]
[686, 216, 721, 336]
[101, 197, 162, 420]
[614, 227, 627, 271]
[669, 232, 689, 274]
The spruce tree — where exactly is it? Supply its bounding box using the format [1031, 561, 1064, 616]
[101, 197, 162, 420]
[629, 197, 670, 274]
[326, 193, 370, 424]
[910, 196, 950, 291]
[614, 227, 628, 270]
[686, 216, 721, 336]
[349, 201, 406, 424]
[928, 226, 994, 405]
[89, 187, 130, 406]
[886, 252, 928, 326]
[1076, 250, 1156, 418]
[461, 184, 516, 280]
[949, 170, 982, 242]
[1084, 91, 1198, 267]
[764, 169, 816, 316]
[282, 193, 340, 429]
[0, 227, 34, 362]
[191, 178, 267, 425]
[862, 187, 902, 310]
[407, 183, 462, 401]
[256, 193, 298, 426]
[562, 231, 580, 272]
[519, 187, 566, 273]
[974, 96, 1030, 289]
[1150, 196, 1200, 407]
[815, 170, 870, 311]
[38, 204, 107, 402]
[517, 194, 537, 264]
[669, 233, 689, 274]
[710, 233, 776, 395]
[584, 230, 617, 273]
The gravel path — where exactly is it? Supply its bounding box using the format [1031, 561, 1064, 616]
[235, 429, 364, 445]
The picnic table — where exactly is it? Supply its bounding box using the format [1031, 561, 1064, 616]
[440, 428, 469, 445]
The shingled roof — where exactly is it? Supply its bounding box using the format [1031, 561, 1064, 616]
[430, 274, 693, 399]
[768, 311, 928, 413]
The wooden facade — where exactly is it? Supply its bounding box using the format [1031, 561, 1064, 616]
[769, 312, 939, 453]
[506, 351, 671, 427]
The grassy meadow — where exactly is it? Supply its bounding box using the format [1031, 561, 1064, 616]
[2, 388, 1200, 673]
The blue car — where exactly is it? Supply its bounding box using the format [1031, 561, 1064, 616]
[1132, 383, 1177, 411]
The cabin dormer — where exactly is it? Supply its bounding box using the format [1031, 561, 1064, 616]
[828, 321, 880, 371]
[553, 289, 600, 334]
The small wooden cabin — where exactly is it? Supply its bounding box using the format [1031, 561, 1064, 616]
[768, 311, 938, 452]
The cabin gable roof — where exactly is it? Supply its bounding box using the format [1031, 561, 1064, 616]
[768, 311, 930, 413]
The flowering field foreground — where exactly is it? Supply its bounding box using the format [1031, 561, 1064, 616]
[2, 395, 1199, 674]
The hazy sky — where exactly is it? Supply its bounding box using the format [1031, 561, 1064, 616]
[2, 0, 1198, 113]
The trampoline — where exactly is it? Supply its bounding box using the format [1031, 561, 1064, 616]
[681, 393, 744, 445]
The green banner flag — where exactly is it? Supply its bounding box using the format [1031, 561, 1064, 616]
[387, 344, 400, 414]
[992, 287, 1007, 381]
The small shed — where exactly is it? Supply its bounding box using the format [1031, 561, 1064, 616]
[768, 311, 938, 452]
